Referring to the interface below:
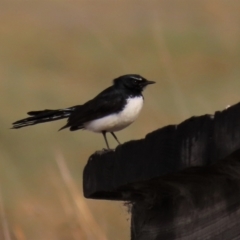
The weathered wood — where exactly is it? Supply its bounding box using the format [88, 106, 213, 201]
[83, 102, 240, 239]
[83, 102, 240, 200]
[130, 150, 240, 240]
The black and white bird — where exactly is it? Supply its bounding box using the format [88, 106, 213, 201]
[12, 74, 155, 149]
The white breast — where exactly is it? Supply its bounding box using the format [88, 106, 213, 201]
[84, 96, 143, 133]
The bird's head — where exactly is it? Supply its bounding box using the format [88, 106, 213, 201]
[113, 74, 155, 93]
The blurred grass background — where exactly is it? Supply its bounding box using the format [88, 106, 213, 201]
[0, 1, 240, 239]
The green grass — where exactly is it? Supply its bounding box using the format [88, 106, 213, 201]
[1, 1, 240, 239]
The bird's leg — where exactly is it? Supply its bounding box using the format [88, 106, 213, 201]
[102, 131, 110, 149]
[110, 132, 121, 145]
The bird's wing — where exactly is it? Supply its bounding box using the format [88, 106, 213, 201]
[60, 86, 125, 130]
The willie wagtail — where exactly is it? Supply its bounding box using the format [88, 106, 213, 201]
[12, 74, 155, 149]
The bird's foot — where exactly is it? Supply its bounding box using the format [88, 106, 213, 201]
[95, 148, 115, 155]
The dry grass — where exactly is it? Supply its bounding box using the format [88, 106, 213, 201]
[54, 150, 107, 240]
[0, 1, 240, 239]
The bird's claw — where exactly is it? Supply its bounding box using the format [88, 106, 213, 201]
[95, 148, 115, 155]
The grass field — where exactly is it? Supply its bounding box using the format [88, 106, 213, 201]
[1, 1, 240, 239]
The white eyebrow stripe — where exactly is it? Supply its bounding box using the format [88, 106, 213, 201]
[130, 76, 142, 81]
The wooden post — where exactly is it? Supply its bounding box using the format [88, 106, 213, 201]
[83, 102, 240, 240]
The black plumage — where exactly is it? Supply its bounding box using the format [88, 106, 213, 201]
[60, 86, 127, 131]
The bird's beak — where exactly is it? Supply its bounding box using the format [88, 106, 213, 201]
[143, 80, 156, 86]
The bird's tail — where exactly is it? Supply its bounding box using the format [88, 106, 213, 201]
[12, 107, 76, 129]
